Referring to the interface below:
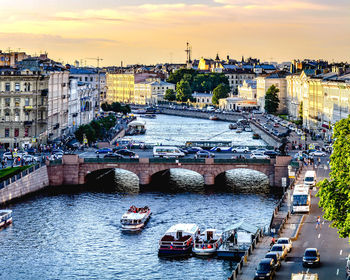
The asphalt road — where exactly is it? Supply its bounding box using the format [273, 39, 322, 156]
[276, 166, 349, 279]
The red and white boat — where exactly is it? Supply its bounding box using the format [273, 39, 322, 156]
[0, 210, 12, 228]
[192, 228, 223, 256]
[120, 206, 151, 231]
[158, 223, 199, 256]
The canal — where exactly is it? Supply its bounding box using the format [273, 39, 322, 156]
[0, 114, 278, 280]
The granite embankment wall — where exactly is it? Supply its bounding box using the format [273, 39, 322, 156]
[250, 122, 281, 147]
[0, 165, 49, 204]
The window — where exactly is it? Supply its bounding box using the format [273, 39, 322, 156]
[5, 98, 10, 106]
[15, 98, 20, 107]
[24, 128, 29, 137]
[5, 128, 9, 137]
[79, 77, 82, 81]
[14, 128, 19, 137]
[5, 83, 10, 91]
[5, 110, 10, 121]
[25, 98, 29, 106]
[14, 111, 19, 121]
[25, 111, 29, 121]
[15, 83, 20, 92]
[85, 77, 88, 82]
[90, 77, 93, 82]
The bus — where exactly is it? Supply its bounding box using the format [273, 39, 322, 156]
[292, 185, 310, 213]
[153, 146, 185, 158]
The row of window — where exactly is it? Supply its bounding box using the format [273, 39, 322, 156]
[3, 128, 30, 138]
[1, 97, 46, 107]
[0, 82, 32, 92]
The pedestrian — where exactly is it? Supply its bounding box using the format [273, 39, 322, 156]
[316, 216, 321, 229]
[270, 236, 276, 247]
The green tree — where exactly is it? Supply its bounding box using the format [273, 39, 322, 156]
[317, 116, 350, 238]
[74, 124, 96, 143]
[101, 102, 112, 111]
[176, 80, 192, 102]
[164, 89, 176, 101]
[167, 68, 197, 85]
[212, 83, 230, 105]
[264, 85, 280, 114]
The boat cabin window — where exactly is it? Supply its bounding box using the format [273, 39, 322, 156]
[176, 231, 183, 240]
[207, 231, 213, 240]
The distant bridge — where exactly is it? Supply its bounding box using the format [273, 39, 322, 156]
[47, 155, 292, 187]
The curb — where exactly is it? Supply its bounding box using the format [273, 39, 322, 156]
[291, 214, 306, 241]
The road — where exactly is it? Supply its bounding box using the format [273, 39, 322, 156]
[276, 166, 349, 279]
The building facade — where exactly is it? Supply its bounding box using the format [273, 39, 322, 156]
[224, 69, 256, 95]
[238, 80, 257, 100]
[134, 79, 175, 105]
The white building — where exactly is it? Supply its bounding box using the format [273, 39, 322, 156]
[134, 79, 175, 105]
[67, 78, 80, 134]
[238, 80, 257, 100]
[192, 92, 213, 106]
[224, 69, 256, 95]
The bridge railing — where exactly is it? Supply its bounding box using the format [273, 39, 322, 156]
[84, 158, 139, 163]
[214, 158, 271, 164]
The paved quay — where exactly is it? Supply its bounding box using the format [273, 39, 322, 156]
[237, 166, 309, 280]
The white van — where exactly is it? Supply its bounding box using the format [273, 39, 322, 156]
[304, 170, 316, 189]
[153, 146, 185, 158]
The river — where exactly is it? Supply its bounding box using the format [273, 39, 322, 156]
[0, 114, 278, 280]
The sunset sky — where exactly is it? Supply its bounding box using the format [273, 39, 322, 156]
[0, 0, 349, 66]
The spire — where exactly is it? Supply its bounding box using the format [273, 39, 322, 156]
[215, 53, 220, 61]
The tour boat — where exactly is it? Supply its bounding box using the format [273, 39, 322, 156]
[158, 223, 199, 256]
[0, 210, 12, 228]
[192, 228, 223, 256]
[120, 205, 151, 231]
[229, 123, 237, 130]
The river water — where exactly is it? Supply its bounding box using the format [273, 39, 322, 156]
[0, 114, 278, 280]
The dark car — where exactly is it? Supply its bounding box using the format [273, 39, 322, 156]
[302, 248, 320, 267]
[254, 258, 276, 280]
[104, 153, 124, 159]
[186, 147, 203, 154]
[265, 252, 281, 271]
[52, 149, 64, 154]
[115, 149, 137, 157]
[264, 150, 278, 158]
[194, 150, 215, 159]
[95, 148, 112, 154]
[26, 147, 36, 155]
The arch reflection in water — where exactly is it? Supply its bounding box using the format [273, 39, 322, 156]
[150, 168, 205, 193]
[216, 168, 269, 193]
[87, 168, 140, 193]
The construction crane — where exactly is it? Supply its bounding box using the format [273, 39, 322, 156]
[85, 57, 103, 68]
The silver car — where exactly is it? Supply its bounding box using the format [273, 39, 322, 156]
[270, 244, 288, 260]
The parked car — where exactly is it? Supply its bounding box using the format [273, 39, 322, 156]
[270, 244, 288, 260]
[254, 258, 276, 280]
[346, 254, 350, 276]
[104, 153, 125, 159]
[2, 152, 14, 160]
[264, 150, 278, 158]
[302, 248, 320, 267]
[251, 152, 270, 160]
[26, 147, 36, 154]
[185, 147, 203, 154]
[194, 150, 215, 159]
[232, 146, 249, 153]
[22, 155, 36, 163]
[252, 148, 267, 154]
[52, 149, 64, 154]
[95, 148, 112, 154]
[116, 149, 138, 158]
[309, 150, 326, 157]
[265, 252, 281, 271]
[276, 237, 292, 252]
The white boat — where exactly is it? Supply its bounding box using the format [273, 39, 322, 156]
[244, 126, 252, 132]
[158, 223, 199, 256]
[0, 210, 12, 228]
[192, 228, 223, 256]
[120, 205, 151, 231]
[209, 115, 219, 120]
[236, 127, 243, 133]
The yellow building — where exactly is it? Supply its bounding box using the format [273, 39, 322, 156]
[106, 73, 135, 103]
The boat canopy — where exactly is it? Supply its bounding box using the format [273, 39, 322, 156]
[122, 212, 146, 220]
[165, 223, 199, 235]
[128, 121, 146, 127]
[223, 220, 259, 235]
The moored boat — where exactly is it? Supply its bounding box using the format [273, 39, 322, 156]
[158, 223, 199, 257]
[192, 228, 223, 256]
[244, 126, 252, 132]
[141, 114, 156, 119]
[120, 205, 151, 231]
[236, 127, 243, 133]
[229, 123, 237, 130]
[252, 133, 261, 139]
[209, 115, 219, 120]
[0, 210, 12, 228]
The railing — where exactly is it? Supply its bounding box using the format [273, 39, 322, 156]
[214, 158, 271, 164]
[0, 162, 45, 191]
[84, 158, 139, 163]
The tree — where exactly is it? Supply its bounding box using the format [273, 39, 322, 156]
[164, 89, 176, 101]
[264, 85, 280, 114]
[317, 116, 350, 238]
[75, 124, 96, 143]
[212, 83, 230, 105]
[176, 80, 192, 102]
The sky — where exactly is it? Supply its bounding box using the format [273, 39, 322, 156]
[0, 0, 349, 66]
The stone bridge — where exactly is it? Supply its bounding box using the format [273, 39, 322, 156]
[47, 155, 292, 187]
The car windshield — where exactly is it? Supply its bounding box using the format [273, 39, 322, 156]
[305, 250, 317, 257]
[271, 246, 282, 251]
[277, 239, 288, 244]
[266, 254, 277, 261]
[305, 177, 314, 182]
[257, 263, 270, 271]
